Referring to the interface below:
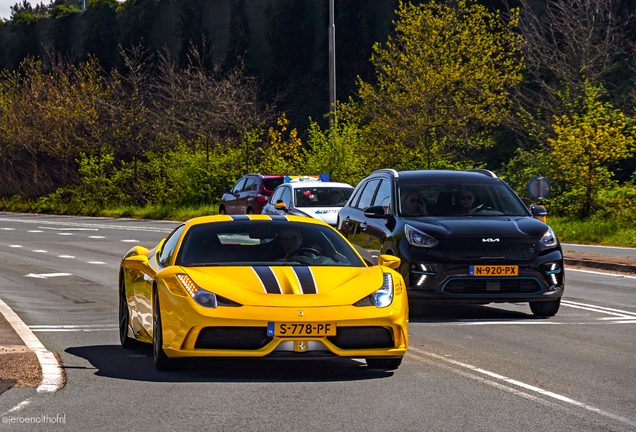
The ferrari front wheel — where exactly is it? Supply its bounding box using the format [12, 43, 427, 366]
[153, 289, 173, 371]
[119, 275, 135, 349]
[366, 357, 402, 370]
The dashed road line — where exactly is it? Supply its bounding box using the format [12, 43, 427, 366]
[0, 217, 174, 233]
[32, 250, 47, 253]
[8, 245, 23, 248]
[87, 261, 106, 265]
[25, 273, 72, 279]
[58, 255, 75, 259]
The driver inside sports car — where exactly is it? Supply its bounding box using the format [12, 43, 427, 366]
[279, 227, 303, 258]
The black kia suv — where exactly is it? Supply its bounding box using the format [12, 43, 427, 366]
[337, 169, 564, 316]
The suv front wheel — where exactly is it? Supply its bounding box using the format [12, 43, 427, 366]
[529, 299, 560, 316]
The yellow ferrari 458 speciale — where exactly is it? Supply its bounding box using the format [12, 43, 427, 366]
[119, 215, 408, 370]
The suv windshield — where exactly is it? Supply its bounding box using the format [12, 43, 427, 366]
[397, 180, 528, 217]
[175, 221, 364, 267]
[294, 187, 353, 208]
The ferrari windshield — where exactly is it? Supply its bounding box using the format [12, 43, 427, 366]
[294, 187, 353, 208]
[175, 221, 365, 267]
[398, 180, 529, 217]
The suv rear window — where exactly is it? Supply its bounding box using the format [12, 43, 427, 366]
[263, 178, 284, 192]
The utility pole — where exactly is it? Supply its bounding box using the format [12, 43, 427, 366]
[328, 0, 336, 128]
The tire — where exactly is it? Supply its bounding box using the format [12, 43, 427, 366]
[530, 298, 561, 316]
[219, 206, 226, 215]
[246, 207, 254, 214]
[119, 275, 135, 349]
[153, 289, 173, 371]
[366, 357, 402, 370]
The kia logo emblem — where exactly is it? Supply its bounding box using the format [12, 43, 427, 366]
[482, 238, 500, 242]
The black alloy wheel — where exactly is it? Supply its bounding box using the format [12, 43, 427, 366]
[219, 206, 226, 215]
[119, 275, 135, 348]
[365, 357, 402, 370]
[153, 289, 173, 371]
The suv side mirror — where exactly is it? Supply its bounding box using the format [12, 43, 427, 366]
[364, 205, 388, 219]
[530, 205, 547, 218]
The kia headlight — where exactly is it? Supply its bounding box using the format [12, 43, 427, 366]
[405, 224, 438, 248]
[540, 227, 558, 248]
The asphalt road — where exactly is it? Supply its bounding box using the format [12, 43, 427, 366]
[0, 213, 635, 431]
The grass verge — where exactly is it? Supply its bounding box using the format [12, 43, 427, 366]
[549, 217, 636, 247]
[0, 200, 218, 222]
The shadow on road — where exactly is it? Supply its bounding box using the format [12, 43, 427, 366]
[409, 302, 550, 322]
[65, 345, 396, 383]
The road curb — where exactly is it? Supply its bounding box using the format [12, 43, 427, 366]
[0, 298, 63, 393]
[564, 258, 636, 274]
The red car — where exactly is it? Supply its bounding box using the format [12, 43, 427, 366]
[219, 174, 286, 215]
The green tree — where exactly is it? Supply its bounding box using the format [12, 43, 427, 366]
[357, 0, 523, 169]
[548, 83, 635, 217]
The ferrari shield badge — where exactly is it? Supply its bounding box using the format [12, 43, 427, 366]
[294, 341, 307, 352]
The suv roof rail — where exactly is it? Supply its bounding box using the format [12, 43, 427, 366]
[465, 168, 497, 178]
[245, 173, 263, 177]
[370, 168, 399, 178]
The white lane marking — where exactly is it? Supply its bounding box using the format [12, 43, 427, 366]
[58, 255, 75, 259]
[29, 324, 118, 332]
[408, 347, 636, 428]
[0, 227, 15, 230]
[562, 243, 636, 251]
[32, 250, 48, 253]
[29, 324, 118, 328]
[87, 261, 106, 265]
[0, 217, 174, 233]
[566, 268, 636, 280]
[121, 239, 140, 243]
[0, 298, 63, 393]
[408, 352, 561, 409]
[25, 273, 73, 279]
[39, 227, 98, 231]
[28, 230, 43, 233]
[89, 235, 105, 239]
[3, 398, 32, 415]
[31, 328, 115, 332]
[57, 233, 74, 236]
[8, 245, 23, 248]
[562, 300, 636, 317]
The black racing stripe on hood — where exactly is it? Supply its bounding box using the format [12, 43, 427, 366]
[230, 215, 250, 221]
[269, 215, 289, 221]
[252, 266, 282, 294]
[293, 267, 317, 294]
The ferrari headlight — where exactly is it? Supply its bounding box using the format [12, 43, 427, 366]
[405, 224, 438, 248]
[372, 273, 394, 308]
[176, 274, 217, 308]
[353, 273, 394, 308]
[540, 227, 558, 248]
